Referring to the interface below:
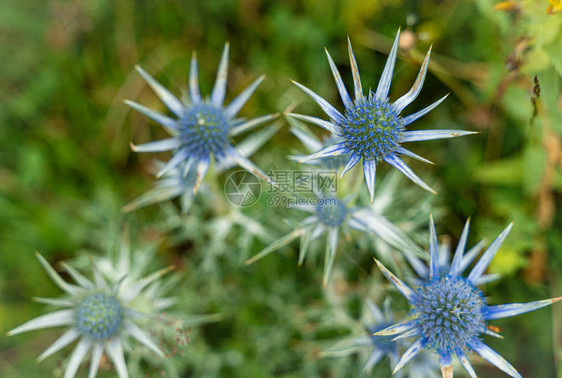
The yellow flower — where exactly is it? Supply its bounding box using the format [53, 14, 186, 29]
[493, 1, 519, 12]
[547, 0, 562, 14]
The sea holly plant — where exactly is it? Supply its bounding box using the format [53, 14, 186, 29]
[88, 228, 221, 376]
[7, 253, 174, 378]
[123, 120, 281, 213]
[373, 216, 562, 378]
[245, 192, 425, 285]
[125, 43, 277, 206]
[288, 29, 477, 201]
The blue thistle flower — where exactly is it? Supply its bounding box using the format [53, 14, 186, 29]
[245, 192, 424, 285]
[123, 121, 280, 213]
[373, 216, 562, 377]
[7, 253, 173, 378]
[126, 43, 277, 200]
[288, 30, 477, 201]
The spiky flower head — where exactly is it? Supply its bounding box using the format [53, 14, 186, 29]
[8, 253, 173, 378]
[245, 192, 424, 285]
[288, 29, 477, 201]
[339, 97, 403, 161]
[126, 43, 277, 207]
[122, 119, 280, 213]
[91, 227, 178, 316]
[88, 228, 212, 376]
[374, 216, 562, 378]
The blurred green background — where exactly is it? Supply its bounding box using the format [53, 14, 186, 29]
[1, 0, 561, 377]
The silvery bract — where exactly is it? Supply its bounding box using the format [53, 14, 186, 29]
[126, 43, 277, 210]
[289, 30, 476, 201]
[374, 217, 561, 377]
[246, 192, 424, 285]
[8, 253, 173, 378]
[123, 121, 280, 213]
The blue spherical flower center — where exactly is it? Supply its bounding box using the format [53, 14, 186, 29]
[76, 293, 124, 339]
[370, 321, 397, 354]
[316, 198, 347, 227]
[338, 99, 403, 161]
[412, 275, 486, 355]
[180, 104, 229, 158]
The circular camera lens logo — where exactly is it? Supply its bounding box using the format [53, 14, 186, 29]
[224, 170, 261, 207]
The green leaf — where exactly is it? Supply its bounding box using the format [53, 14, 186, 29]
[545, 32, 562, 77]
[488, 245, 527, 276]
[522, 145, 547, 195]
[473, 156, 522, 186]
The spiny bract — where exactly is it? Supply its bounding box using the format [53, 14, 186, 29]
[374, 216, 562, 378]
[245, 192, 424, 286]
[125, 43, 277, 210]
[288, 29, 477, 201]
[7, 253, 173, 378]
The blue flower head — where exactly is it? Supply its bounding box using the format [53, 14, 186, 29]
[123, 120, 280, 213]
[126, 43, 277, 205]
[7, 253, 174, 378]
[374, 216, 562, 377]
[76, 293, 124, 339]
[289, 30, 477, 201]
[245, 192, 424, 286]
